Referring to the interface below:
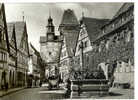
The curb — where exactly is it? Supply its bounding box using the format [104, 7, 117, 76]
[0, 87, 25, 97]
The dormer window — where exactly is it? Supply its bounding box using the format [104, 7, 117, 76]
[112, 23, 115, 28]
[126, 28, 131, 42]
[105, 39, 110, 50]
[121, 17, 124, 22]
[102, 29, 105, 34]
[98, 44, 102, 52]
[84, 41, 88, 48]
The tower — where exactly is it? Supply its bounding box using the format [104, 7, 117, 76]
[40, 15, 62, 78]
[46, 16, 55, 41]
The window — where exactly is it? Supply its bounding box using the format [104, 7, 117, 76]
[63, 60, 67, 66]
[63, 51, 66, 57]
[4, 53, 5, 61]
[105, 40, 110, 50]
[112, 23, 115, 28]
[126, 30, 131, 42]
[80, 29, 84, 35]
[114, 19, 118, 27]
[99, 45, 102, 52]
[102, 29, 105, 34]
[84, 41, 88, 48]
[112, 35, 117, 43]
[120, 30, 125, 39]
[78, 43, 82, 51]
[49, 52, 52, 56]
[121, 17, 124, 22]
[2, 53, 4, 61]
[86, 55, 89, 63]
[78, 57, 80, 64]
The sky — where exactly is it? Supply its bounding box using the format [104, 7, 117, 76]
[4, 3, 123, 51]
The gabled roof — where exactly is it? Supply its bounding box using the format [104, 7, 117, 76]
[0, 4, 3, 23]
[7, 23, 17, 52]
[0, 3, 10, 52]
[60, 9, 79, 26]
[59, 9, 80, 57]
[82, 17, 109, 42]
[112, 3, 134, 20]
[0, 4, 6, 26]
[64, 30, 79, 57]
[8, 22, 26, 48]
[0, 4, 3, 25]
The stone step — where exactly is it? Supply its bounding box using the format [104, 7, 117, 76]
[70, 79, 109, 98]
[71, 79, 108, 85]
[71, 91, 109, 98]
[71, 84, 109, 91]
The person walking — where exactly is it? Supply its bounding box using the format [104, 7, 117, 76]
[65, 78, 71, 98]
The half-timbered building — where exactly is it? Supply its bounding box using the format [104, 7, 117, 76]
[74, 17, 108, 71]
[58, 9, 79, 82]
[7, 23, 17, 88]
[0, 3, 10, 89]
[8, 21, 29, 87]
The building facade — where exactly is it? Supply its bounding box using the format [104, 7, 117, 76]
[10, 22, 29, 87]
[7, 23, 17, 88]
[0, 3, 10, 90]
[40, 16, 62, 79]
[58, 9, 79, 82]
[28, 43, 40, 87]
[74, 17, 108, 72]
[92, 3, 134, 87]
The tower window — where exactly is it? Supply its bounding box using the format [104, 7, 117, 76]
[49, 52, 52, 55]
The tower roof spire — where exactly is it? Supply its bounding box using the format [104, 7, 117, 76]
[48, 10, 53, 22]
[22, 11, 25, 22]
[82, 11, 84, 18]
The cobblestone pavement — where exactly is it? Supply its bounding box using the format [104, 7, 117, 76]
[0, 87, 24, 97]
[0, 87, 134, 100]
[0, 87, 66, 100]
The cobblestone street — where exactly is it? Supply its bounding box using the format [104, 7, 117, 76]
[0, 87, 134, 100]
[0, 87, 66, 100]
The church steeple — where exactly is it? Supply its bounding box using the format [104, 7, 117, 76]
[47, 15, 55, 33]
[46, 15, 55, 41]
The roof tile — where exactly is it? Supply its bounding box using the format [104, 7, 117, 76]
[82, 17, 109, 42]
[8, 21, 26, 48]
